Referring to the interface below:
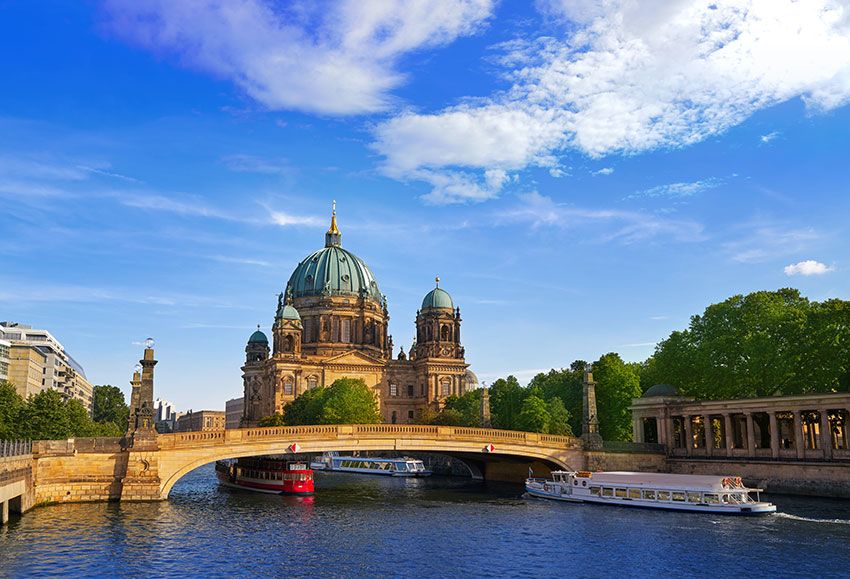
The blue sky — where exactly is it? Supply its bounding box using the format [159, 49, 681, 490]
[2, 1, 849, 410]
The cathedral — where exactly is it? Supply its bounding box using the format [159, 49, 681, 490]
[241, 206, 476, 426]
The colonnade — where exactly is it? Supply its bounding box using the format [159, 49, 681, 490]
[631, 393, 850, 462]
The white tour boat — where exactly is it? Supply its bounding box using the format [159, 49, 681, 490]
[310, 452, 432, 477]
[525, 470, 776, 515]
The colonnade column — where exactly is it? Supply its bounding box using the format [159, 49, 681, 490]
[745, 412, 756, 456]
[703, 414, 713, 455]
[769, 412, 780, 458]
[793, 410, 805, 459]
[820, 409, 833, 459]
[683, 416, 693, 456]
[633, 418, 643, 443]
[724, 413, 733, 457]
[1, 499, 8, 525]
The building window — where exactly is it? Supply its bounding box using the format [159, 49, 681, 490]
[341, 319, 351, 343]
[440, 379, 451, 397]
[420, 384, 425, 396]
[284, 379, 294, 395]
[408, 410, 414, 422]
[391, 411, 397, 424]
[390, 383, 398, 397]
[308, 375, 318, 390]
[407, 384, 414, 397]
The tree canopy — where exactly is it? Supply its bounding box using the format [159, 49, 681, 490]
[92, 385, 130, 433]
[648, 289, 850, 399]
[279, 378, 381, 425]
[0, 381, 123, 440]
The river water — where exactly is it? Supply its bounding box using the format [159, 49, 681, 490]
[2, 464, 850, 577]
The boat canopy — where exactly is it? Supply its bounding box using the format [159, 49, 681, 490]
[585, 472, 741, 491]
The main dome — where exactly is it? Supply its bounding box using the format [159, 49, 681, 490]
[286, 206, 382, 301]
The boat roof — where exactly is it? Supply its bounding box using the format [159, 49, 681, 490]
[580, 471, 742, 491]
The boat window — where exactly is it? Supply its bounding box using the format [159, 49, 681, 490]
[602, 488, 614, 497]
[628, 489, 641, 499]
[687, 492, 701, 503]
[590, 487, 601, 496]
[641, 490, 655, 500]
[582, 480, 587, 487]
[672, 492, 686, 502]
[615, 488, 627, 498]
[657, 490, 671, 501]
[704, 494, 720, 504]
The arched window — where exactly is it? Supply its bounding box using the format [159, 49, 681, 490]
[440, 379, 451, 397]
[307, 375, 318, 390]
[283, 378, 294, 395]
[441, 325, 450, 341]
[285, 335, 295, 352]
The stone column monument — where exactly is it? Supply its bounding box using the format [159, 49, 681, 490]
[582, 366, 603, 450]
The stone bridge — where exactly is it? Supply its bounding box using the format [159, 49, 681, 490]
[27, 424, 662, 506]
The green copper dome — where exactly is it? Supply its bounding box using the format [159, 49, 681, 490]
[286, 207, 382, 301]
[277, 303, 301, 320]
[248, 329, 268, 344]
[421, 278, 454, 310]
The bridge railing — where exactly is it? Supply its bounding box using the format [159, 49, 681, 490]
[157, 424, 583, 450]
[0, 440, 32, 458]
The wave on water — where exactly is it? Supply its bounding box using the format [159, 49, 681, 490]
[776, 512, 850, 525]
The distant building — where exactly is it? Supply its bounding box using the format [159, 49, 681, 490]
[175, 410, 226, 432]
[8, 344, 46, 399]
[0, 322, 94, 412]
[225, 397, 244, 429]
[155, 398, 178, 433]
[0, 339, 9, 382]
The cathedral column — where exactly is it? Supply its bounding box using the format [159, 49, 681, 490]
[683, 416, 693, 456]
[745, 412, 756, 456]
[724, 413, 733, 457]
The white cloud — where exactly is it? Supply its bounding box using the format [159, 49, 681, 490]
[784, 260, 835, 276]
[724, 223, 821, 263]
[760, 131, 780, 144]
[498, 191, 704, 243]
[267, 209, 324, 227]
[375, 0, 850, 202]
[221, 154, 292, 175]
[104, 0, 494, 115]
[632, 177, 722, 199]
[593, 167, 614, 176]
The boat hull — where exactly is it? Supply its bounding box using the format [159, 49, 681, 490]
[525, 484, 776, 515]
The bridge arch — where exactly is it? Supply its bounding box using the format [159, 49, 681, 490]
[156, 425, 584, 499]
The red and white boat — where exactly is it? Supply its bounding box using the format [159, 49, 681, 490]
[216, 457, 314, 496]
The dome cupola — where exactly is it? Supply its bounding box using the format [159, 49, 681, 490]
[286, 203, 382, 302]
[421, 276, 454, 310]
[248, 327, 268, 344]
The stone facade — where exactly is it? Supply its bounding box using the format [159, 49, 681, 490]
[242, 208, 471, 426]
[631, 389, 850, 461]
[176, 410, 226, 432]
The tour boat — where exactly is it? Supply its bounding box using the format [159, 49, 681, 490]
[215, 457, 314, 495]
[309, 452, 432, 477]
[525, 470, 776, 515]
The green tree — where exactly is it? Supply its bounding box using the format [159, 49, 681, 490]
[0, 381, 25, 439]
[67, 399, 99, 437]
[516, 395, 550, 433]
[528, 362, 584, 434]
[651, 288, 850, 399]
[592, 352, 642, 441]
[258, 412, 287, 427]
[442, 390, 482, 426]
[432, 408, 466, 426]
[319, 378, 381, 424]
[282, 387, 326, 425]
[547, 397, 572, 436]
[19, 389, 72, 440]
[489, 375, 524, 430]
[92, 385, 130, 432]
[415, 405, 439, 425]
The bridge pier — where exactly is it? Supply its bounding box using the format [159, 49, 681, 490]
[120, 449, 164, 502]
